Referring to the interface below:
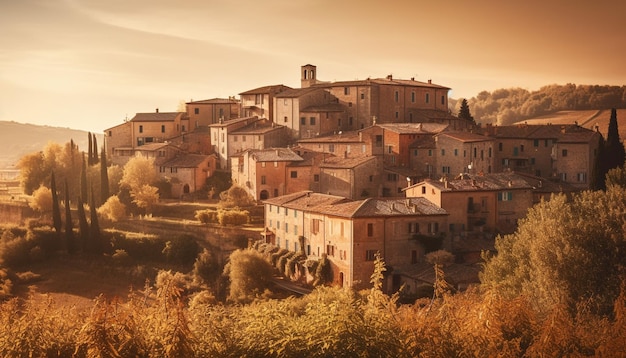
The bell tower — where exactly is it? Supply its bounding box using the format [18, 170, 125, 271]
[301, 64, 317, 88]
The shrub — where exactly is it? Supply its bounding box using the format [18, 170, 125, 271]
[194, 209, 218, 224]
[217, 209, 249, 226]
[162, 234, 200, 266]
[97, 195, 127, 222]
[223, 249, 274, 304]
[111, 249, 131, 266]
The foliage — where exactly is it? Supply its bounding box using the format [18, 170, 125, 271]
[606, 164, 626, 189]
[192, 248, 221, 289]
[605, 108, 626, 171]
[481, 188, 626, 316]
[218, 185, 255, 209]
[97, 194, 127, 222]
[205, 171, 232, 200]
[50, 171, 62, 237]
[217, 209, 249, 226]
[119, 156, 158, 191]
[313, 253, 332, 286]
[28, 185, 52, 214]
[131, 184, 160, 214]
[194, 209, 218, 224]
[457, 98, 475, 124]
[455, 84, 626, 125]
[162, 235, 200, 266]
[100, 146, 110, 204]
[223, 249, 274, 304]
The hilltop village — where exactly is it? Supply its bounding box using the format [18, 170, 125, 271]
[104, 64, 602, 293]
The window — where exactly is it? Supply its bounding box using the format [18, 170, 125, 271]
[441, 149, 445, 156]
[344, 87, 350, 95]
[365, 250, 377, 261]
[562, 149, 568, 157]
[261, 162, 266, 168]
[285, 208, 288, 215]
[194, 108, 199, 115]
[428, 149, 433, 157]
[534, 139, 539, 147]
[310, 117, 316, 125]
[454, 149, 458, 156]
[314, 174, 320, 182]
[560, 173, 567, 181]
[261, 175, 266, 184]
[578, 172, 587, 182]
[425, 93, 430, 103]
[498, 142, 503, 151]
[369, 175, 373, 182]
[182, 125, 186, 132]
[329, 144, 335, 152]
[428, 222, 439, 233]
[387, 173, 398, 181]
[441, 95, 445, 105]
[367, 223, 373, 237]
[311, 219, 320, 234]
[413, 149, 418, 156]
[285, 223, 288, 233]
[301, 117, 306, 125]
[411, 91, 416, 103]
[520, 145, 525, 152]
[408, 223, 420, 233]
[274, 161, 278, 167]
[327, 245, 335, 256]
[242, 135, 246, 142]
[388, 145, 393, 154]
[233, 135, 238, 142]
[442, 166, 451, 174]
[139, 125, 143, 133]
[375, 135, 383, 147]
[421, 186, 426, 194]
[498, 192, 513, 201]
[284, 116, 288, 123]
[294, 210, 297, 218]
[395, 111, 399, 119]
[290, 171, 297, 178]
[361, 93, 365, 100]
[277, 221, 280, 230]
[395, 91, 399, 102]
[219, 108, 224, 118]
[161, 125, 165, 133]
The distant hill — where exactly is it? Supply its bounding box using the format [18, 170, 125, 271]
[512, 109, 626, 140]
[0, 121, 102, 169]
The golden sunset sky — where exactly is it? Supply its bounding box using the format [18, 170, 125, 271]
[1, 0, 624, 132]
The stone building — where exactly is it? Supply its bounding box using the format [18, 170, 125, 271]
[185, 98, 240, 129]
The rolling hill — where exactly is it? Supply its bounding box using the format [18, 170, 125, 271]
[0, 121, 102, 169]
[512, 109, 626, 140]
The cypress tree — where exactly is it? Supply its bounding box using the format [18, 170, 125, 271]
[51, 171, 62, 237]
[458, 98, 476, 125]
[64, 179, 75, 254]
[606, 108, 626, 171]
[80, 153, 88, 205]
[87, 132, 93, 166]
[89, 187, 102, 254]
[92, 134, 99, 165]
[77, 195, 89, 253]
[591, 135, 607, 191]
[100, 146, 110, 204]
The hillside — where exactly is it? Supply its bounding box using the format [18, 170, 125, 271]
[512, 109, 626, 140]
[0, 121, 102, 169]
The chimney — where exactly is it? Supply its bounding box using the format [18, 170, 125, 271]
[428, 79, 432, 84]
[156, 108, 159, 113]
[411, 77, 414, 81]
[387, 74, 393, 80]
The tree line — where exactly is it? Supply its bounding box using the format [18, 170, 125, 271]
[451, 84, 626, 125]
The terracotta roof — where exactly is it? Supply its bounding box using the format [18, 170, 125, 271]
[135, 142, 176, 151]
[483, 124, 597, 141]
[375, 122, 449, 134]
[208, 116, 258, 128]
[297, 131, 363, 144]
[411, 172, 535, 192]
[311, 77, 449, 90]
[230, 119, 284, 135]
[263, 191, 348, 208]
[251, 148, 303, 162]
[130, 112, 183, 122]
[409, 136, 436, 148]
[351, 197, 447, 217]
[436, 131, 492, 143]
[239, 85, 292, 95]
[161, 154, 210, 168]
[274, 87, 323, 98]
[186, 98, 238, 104]
[319, 155, 376, 169]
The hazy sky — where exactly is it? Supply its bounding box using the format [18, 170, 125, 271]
[1, 0, 625, 133]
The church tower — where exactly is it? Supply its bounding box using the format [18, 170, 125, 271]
[301, 64, 317, 88]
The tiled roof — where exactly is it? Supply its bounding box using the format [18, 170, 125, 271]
[414, 172, 535, 192]
[135, 142, 175, 151]
[239, 85, 292, 95]
[297, 131, 363, 144]
[161, 154, 210, 168]
[186, 98, 238, 104]
[311, 77, 449, 90]
[436, 131, 492, 143]
[251, 148, 303, 162]
[265, 191, 447, 218]
[208, 116, 258, 128]
[230, 119, 283, 134]
[408, 136, 436, 148]
[130, 112, 182, 122]
[483, 124, 597, 141]
[274, 87, 323, 98]
[319, 155, 376, 169]
[375, 122, 449, 134]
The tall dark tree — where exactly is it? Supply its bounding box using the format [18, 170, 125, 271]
[87, 132, 93, 166]
[591, 135, 607, 191]
[50, 171, 62, 237]
[100, 146, 110, 205]
[89, 187, 102, 254]
[458, 98, 476, 125]
[64, 179, 75, 255]
[76, 195, 89, 253]
[605, 108, 626, 171]
[92, 134, 99, 165]
[80, 153, 88, 204]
